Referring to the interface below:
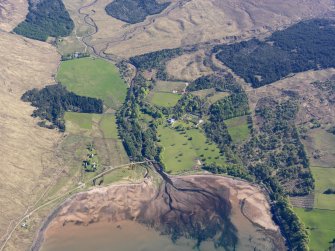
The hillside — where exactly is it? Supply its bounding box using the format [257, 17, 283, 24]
[14, 0, 74, 41]
[61, 0, 334, 57]
[214, 19, 335, 87]
[1, 0, 335, 250]
[0, 31, 61, 251]
[0, 0, 27, 32]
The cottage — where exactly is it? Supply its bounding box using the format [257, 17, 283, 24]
[167, 118, 176, 124]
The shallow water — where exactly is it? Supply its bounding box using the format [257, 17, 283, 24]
[40, 220, 226, 251]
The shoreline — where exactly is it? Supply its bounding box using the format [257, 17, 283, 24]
[31, 174, 285, 251]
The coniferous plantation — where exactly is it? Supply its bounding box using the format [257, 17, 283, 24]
[214, 19, 335, 87]
[14, 0, 74, 41]
[105, 0, 170, 24]
[22, 84, 103, 131]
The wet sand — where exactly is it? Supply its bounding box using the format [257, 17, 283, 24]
[41, 220, 225, 251]
[33, 175, 286, 251]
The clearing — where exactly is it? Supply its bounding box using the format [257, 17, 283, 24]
[57, 57, 128, 109]
[158, 123, 224, 173]
[225, 116, 250, 144]
[147, 81, 185, 107]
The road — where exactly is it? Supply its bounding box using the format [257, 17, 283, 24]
[0, 160, 153, 251]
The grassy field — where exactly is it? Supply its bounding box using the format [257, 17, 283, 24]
[57, 57, 127, 109]
[225, 116, 250, 144]
[158, 123, 224, 173]
[191, 88, 229, 104]
[294, 208, 335, 251]
[100, 114, 119, 139]
[209, 92, 229, 103]
[65, 112, 93, 130]
[63, 111, 129, 182]
[147, 81, 185, 107]
[150, 92, 182, 107]
[154, 81, 186, 92]
[311, 166, 335, 210]
[295, 167, 335, 251]
[304, 128, 335, 168]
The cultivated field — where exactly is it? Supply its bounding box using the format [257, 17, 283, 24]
[158, 123, 224, 173]
[57, 57, 128, 109]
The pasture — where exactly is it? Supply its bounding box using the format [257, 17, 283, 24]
[294, 208, 335, 251]
[150, 92, 182, 107]
[57, 57, 127, 109]
[311, 166, 335, 210]
[147, 80, 185, 107]
[225, 116, 250, 144]
[158, 124, 224, 173]
[191, 88, 229, 104]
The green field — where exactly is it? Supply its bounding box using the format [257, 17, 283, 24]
[191, 88, 229, 103]
[64, 112, 94, 131]
[225, 116, 250, 143]
[150, 92, 181, 107]
[294, 208, 335, 251]
[57, 57, 127, 109]
[147, 81, 185, 107]
[158, 123, 225, 173]
[312, 166, 335, 210]
[296, 167, 335, 251]
[100, 114, 119, 139]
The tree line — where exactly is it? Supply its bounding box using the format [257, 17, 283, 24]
[214, 19, 335, 87]
[22, 84, 103, 131]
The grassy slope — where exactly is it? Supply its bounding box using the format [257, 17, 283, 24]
[225, 116, 250, 143]
[158, 124, 224, 173]
[57, 57, 127, 109]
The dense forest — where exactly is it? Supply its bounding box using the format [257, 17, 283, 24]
[22, 84, 103, 131]
[117, 75, 162, 161]
[214, 19, 335, 87]
[105, 0, 170, 24]
[14, 0, 74, 41]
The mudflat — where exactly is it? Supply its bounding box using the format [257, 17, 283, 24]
[33, 175, 285, 251]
